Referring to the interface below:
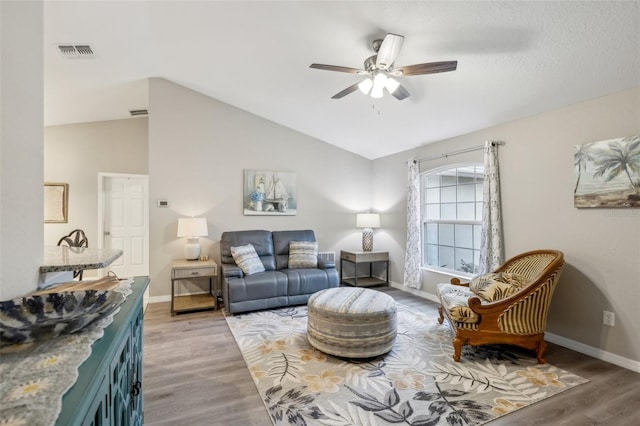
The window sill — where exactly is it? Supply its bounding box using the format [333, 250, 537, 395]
[421, 266, 474, 281]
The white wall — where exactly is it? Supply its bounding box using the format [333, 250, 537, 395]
[0, 1, 44, 300]
[44, 118, 148, 274]
[148, 78, 372, 298]
[373, 87, 640, 364]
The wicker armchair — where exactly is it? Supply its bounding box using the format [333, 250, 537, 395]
[437, 249, 564, 363]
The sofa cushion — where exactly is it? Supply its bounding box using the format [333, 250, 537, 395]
[282, 267, 335, 296]
[469, 272, 530, 302]
[288, 241, 318, 269]
[230, 244, 265, 275]
[220, 230, 276, 271]
[227, 271, 288, 301]
[273, 230, 316, 270]
[436, 283, 479, 324]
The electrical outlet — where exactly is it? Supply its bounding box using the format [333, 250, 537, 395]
[603, 310, 615, 327]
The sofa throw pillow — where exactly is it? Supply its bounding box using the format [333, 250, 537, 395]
[469, 272, 530, 302]
[288, 241, 318, 269]
[230, 244, 265, 275]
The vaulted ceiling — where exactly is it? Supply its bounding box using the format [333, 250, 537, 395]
[44, 1, 640, 159]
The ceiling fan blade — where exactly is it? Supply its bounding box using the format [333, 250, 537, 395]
[376, 33, 404, 70]
[310, 63, 365, 74]
[390, 83, 410, 100]
[331, 83, 360, 99]
[397, 60, 458, 76]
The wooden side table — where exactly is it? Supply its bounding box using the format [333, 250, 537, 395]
[171, 259, 218, 314]
[340, 250, 389, 287]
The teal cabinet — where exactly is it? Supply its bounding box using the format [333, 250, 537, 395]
[80, 373, 109, 426]
[56, 277, 149, 426]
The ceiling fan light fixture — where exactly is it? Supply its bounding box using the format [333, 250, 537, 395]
[358, 78, 373, 95]
[373, 72, 388, 91]
[385, 77, 400, 94]
[369, 72, 388, 98]
[370, 85, 384, 99]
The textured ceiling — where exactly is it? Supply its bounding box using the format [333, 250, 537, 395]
[44, 1, 640, 159]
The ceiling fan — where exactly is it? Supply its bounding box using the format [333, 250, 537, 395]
[310, 33, 457, 100]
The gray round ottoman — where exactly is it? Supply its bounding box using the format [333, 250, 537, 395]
[307, 287, 397, 358]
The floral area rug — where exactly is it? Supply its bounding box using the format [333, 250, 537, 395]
[224, 304, 588, 426]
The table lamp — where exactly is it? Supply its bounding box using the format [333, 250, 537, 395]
[177, 217, 208, 260]
[356, 213, 380, 252]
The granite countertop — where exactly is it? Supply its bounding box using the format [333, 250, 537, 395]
[40, 246, 123, 273]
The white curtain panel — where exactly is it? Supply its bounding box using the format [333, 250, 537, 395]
[403, 159, 422, 289]
[479, 141, 504, 273]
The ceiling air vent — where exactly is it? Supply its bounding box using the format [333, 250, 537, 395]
[57, 44, 95, 58]
[129, 109, 148, 117]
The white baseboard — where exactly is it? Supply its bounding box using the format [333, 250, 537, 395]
[149, 295, 171, 304]
[390, 283, 640, 373]
[389, 281, 440, 303]
[545, 332, 640, 373]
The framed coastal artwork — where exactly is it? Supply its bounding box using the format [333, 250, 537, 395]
[574, 135, 640, 208]
[44, 182, 69, 223]
[243, 170, 297, 216]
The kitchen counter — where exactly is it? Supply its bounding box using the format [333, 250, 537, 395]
[41, 246, 123, 273]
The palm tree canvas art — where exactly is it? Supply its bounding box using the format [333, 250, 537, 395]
[574, 135, 640, 208]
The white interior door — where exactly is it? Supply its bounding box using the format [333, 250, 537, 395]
[100, 174, 149, 278]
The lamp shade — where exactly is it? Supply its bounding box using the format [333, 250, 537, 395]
[356, 213, 380, 229]
[177, 217, 208, 238]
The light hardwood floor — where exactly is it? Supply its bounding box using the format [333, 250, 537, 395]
[143, 287, 640, 425]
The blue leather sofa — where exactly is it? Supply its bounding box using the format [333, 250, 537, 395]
[220, 229, 339, 314]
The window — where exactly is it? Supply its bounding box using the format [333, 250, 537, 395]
[421, 164, 484, 275]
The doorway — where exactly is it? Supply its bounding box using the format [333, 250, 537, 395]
[98, 173, 149, 278]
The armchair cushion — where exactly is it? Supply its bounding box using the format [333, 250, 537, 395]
[288, 241, 318, 269]
[469, 272, 530, 302]
[230, 244, 265, 276]
[436, 284, 479, 324]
